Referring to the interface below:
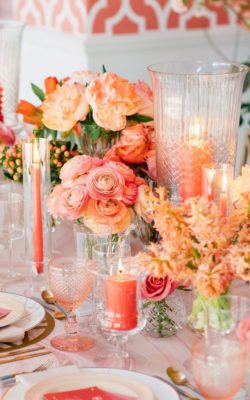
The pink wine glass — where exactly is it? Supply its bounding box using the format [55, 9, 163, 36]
[48, 257, 94, 352]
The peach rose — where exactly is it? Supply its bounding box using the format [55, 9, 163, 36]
[60, 155, 103, 188]
[42, 82, 89, 131]
[123, 183, 138, 206]
[85, 73, 140, 131]
[86, 166, 125, 201]
[135, 185, 153, 223]
[116, 124, 150, 164]
[134, 81, 154, 118]
[47, 184, 89, 220]
[83, 199, 134, 234]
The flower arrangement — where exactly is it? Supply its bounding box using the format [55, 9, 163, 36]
[137, 166, 250, 330]
[47, 155, 145, 234]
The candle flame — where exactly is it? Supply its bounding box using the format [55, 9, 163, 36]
[33, 140, 40, 163]
[189, 118, 202, 141]
[118, 258, 125, 275]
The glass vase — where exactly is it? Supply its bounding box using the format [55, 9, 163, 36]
[148, 62, 248, 204]
[22, 138, 51, 289]
[143, 291, 186, 337]
[81, 127, 118, 158]
[0, 21, 25, 130]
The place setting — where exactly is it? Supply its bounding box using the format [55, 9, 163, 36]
[0, 2, 250, 398]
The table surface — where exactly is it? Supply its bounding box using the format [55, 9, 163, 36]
[0, 222, 249, 399]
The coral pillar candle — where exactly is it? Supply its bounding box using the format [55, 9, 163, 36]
[32, 141, 44, 273]
[105, 261, 137, 330]
[179, 121, 212, 202]
[219, 169, 228, 218]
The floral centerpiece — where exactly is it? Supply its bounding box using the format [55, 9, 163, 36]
[138, 166, 250, 332]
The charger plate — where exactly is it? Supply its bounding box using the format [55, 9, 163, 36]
[3, 368, 179, 400]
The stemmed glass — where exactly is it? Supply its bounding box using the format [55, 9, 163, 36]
[48, 257, 94, 352]
[0, 191, 23, 278]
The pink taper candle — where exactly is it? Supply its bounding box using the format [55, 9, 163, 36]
[32, 141, 43, 273]
[219, 169, 228, 218]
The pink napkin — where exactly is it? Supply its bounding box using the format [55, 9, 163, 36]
[44, 386, 137, 400]
[0, 308, 10, 319]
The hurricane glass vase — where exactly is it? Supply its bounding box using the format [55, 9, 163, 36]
[0, 21, 25, 130]
[143, 291, 186, 337]
[81, 127, 118, 158]
[148, 62, 248, 204]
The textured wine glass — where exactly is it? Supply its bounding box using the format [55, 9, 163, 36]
[191, 336, 247, 399]
[0, 191, 23, 278]
[48, 257, 94, 352]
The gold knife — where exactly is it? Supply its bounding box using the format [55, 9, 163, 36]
[0, 350, 51, 365]
[0, 346, 45, 358]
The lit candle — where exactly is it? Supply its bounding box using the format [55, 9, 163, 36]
[179, 120, 212, 201]
[202, 166, 216, 201]
[32, 140, 43, 273]
[219, 168, 228, 218]
[104, 259, 137, 331]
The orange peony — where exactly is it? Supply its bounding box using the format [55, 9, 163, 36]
[85, 73, 140, 131]
[83, 198, 133, 234]
[16, 100, 43, 126]
[116, 124, 150, 164]
[42, 83, 89, 132]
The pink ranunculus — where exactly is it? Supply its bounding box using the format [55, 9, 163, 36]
[116, 124, 150, 164]
[83, 198, 134, 234]
[85, 72, 140, 131]
[141, 275, 178, 301]
[0, 122, 15, 146]
[42, 82, 89, 131]
[47, 183, 89, 221]
[86, 165, 125, 201]
[123, 183, 138, 206]
[60, 155, 103, 188]
[146, 149, 157, 180]
[236, 319, 250, 341]
[134, 81, 154, 118]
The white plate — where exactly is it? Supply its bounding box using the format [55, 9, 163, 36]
[1, 292, 45, 332]
[0, 293, 25, 328]
[3, 368, 179, 400]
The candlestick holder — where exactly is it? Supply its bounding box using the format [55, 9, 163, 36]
[148, 62, 248, 204]
[22, 138, 51, 289]
[202, 163, 233, 217]
[93, 256, 146, 369]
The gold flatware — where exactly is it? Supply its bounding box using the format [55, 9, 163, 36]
[41, 290, 67, 316]
[166, 367, 198, 393]
[0, 346, 45, 359]
[54, 311, 66, 320]
[0, 350, 51, 365]
[153, 375, 199, 400]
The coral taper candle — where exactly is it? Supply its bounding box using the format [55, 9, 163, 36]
[179, 121, 212, 202]
[32, 141, 43, 273]
[105, 261, 137, 330]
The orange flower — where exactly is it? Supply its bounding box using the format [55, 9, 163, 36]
[45, 77, 58, 94]
[16, 100, 42, 126]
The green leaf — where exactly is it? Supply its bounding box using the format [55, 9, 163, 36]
[191, 248, 200, 259]
[187, 261, 197, 271]
[127, 114, 153, 123]
[83, 120, 105, 142]
[102, 65, 107, 73]
[242, 63, 250, 92]
[31, 83, 45, 102]
[239, 115, 244, 126]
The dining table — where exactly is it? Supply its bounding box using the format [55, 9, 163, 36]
[0, 221, 249, 400]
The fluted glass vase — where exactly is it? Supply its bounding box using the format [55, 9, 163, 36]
[148, 62, 248, 204]
[0, 21, 25, 130]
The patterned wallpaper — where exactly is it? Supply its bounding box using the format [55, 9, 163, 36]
[13, 0, 232, 35]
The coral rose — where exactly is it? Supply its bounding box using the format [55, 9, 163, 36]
[116, 124, 150, 164]
[86, 166, 125, 201]
[83, 199, 133, 234]
[134, 81, 154, 118]
[141, 275, 178, 301]
[85, 73, 140, 131]
[47, 184, 88, 221]
[60, 155, 103, 188]
[146, 149, 157, 180]
[123, 183, 138, 206]
[135, 185, 153, 223]
[42, 83, 89, 131]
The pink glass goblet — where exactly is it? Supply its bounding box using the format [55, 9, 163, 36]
[48, 257, 94, 352]
[191, 335, 247, 400]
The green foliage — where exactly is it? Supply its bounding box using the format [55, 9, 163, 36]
[102, 65, 107, 73]
[127, 114, 153, 123]
[31, 83, 45, 102]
